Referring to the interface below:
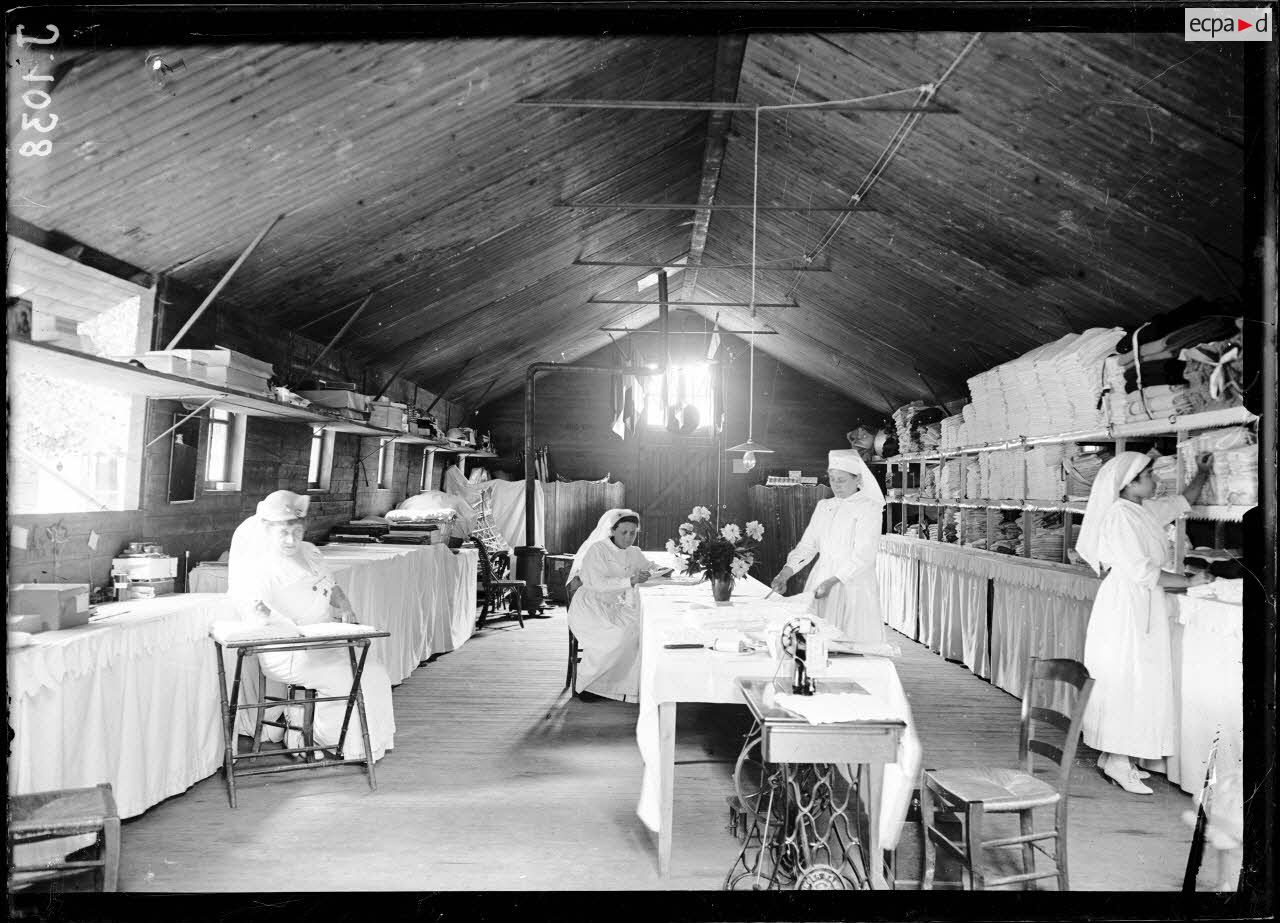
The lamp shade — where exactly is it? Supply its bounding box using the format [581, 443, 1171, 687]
[727, 438, 774, 455]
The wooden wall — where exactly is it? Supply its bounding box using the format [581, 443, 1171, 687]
[475, 332, 884, 558]
[7, 253, 464, 594]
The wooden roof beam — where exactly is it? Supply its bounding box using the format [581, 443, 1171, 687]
[516, 98, 957, 113]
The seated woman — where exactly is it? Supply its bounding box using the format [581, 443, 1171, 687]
[566, 508, 662, 703]
[227, 490, 396, 761]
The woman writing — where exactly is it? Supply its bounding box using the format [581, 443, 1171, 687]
[769, 449, 889, 647]
[566, 508, 665, 703]
[227, 490, 396, 761]
[1076, 451, 1213, 794]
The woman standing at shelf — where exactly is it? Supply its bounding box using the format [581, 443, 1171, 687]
[566, 508, 667, 703]
[1076, 451, 1213, 794]
[769, 449, 889, 648]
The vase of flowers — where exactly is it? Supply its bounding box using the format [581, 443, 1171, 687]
[667, 506, 765, 603]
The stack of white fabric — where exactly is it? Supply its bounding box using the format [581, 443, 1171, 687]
[939, 459, 963, 500]
[1055, 327, 1123, 430]
[1102, 355, 1129, 425]
[1029, 511, 1066, 561]
[940, 413, 966, 450]
[1031, 332, 1082, 433]
[982, 449, 1023, 499]
[1026, 444, 1067, 500]
[920, 465, 938, 500]
[965, 370, 1006, 444]
[1124, 384, 1197, 422]
[961, 509, 988, 547]
[1180, 427, 1258, 506]
[1151, 454, 1179, 498]
[961, 403, 981, 444]
[1063, 450, 1106, 500]
[964, 457, 983, 499]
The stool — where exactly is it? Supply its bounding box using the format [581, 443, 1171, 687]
[210, 624, 391, 808]
[7, 784, 120, 892]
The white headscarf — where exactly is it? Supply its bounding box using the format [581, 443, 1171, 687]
[567, 508, 640, 583]
[1075, 451, 1152, 575]
[828, 449, 885, 508]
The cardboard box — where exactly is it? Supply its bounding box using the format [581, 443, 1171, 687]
[112, 556, 178, 580]
[298, 390, 371, 412]
[369, 401, 408, 431]
[187, 348, 274, 378]
[204, 365, 271, 392]
[123, 352, 190, 377]
[8, 583, 91, 632]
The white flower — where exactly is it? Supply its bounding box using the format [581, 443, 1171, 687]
[720, 523, 741, 543]
[679, 535, 701, 554]
[731, 557, 751, 579]
[745, 520, 764, 542]
[664, 539, 677, 554]
[689, 506, 712, 522]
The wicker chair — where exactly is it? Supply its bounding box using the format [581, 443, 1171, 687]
[474, 535, 528, 629]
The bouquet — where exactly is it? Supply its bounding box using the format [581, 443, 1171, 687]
[666, 506, 765, 581]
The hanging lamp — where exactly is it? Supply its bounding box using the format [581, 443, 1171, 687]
[728, 105, 773, 472]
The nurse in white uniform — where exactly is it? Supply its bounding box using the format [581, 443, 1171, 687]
[228, 490, 396, 761]
[1076, 451, 1212, 794]
[566, 508, 662, 702]
[769, 449, 888, 646]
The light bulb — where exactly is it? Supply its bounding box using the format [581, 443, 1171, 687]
[743, 451, 757, 471]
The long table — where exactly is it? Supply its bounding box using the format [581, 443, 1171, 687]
[635, 562, 921, 885]
[7, 543, 480, 830]
[876, 534, 1243, 795]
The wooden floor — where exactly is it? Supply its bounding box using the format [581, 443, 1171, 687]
[108, 605, 1194, 892]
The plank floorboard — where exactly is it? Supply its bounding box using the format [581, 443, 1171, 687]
[110, 605, 1192, 891]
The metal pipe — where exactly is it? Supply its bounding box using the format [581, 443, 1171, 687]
[600, 326, 779, 336]
[659, 271, 670, 427]
[165, 212, 285, 350]
[588, 299, 796, 308]
[523, 362, 663, 546]
[575, 259, 829, 272]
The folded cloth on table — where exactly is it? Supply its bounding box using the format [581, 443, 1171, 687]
[1186, 578, 1243, 604]
[774, 690, 904, 725]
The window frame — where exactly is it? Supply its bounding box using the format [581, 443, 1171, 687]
[308, 427, 336, 492]
[376, 437, 396, 490]
[203, 407, 246, 493]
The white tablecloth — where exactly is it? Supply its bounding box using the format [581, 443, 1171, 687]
[635, 561, 922, 851]
[194, 544, 478, 686]
[7, 594, 232, 820]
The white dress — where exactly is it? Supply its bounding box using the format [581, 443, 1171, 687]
[232, 542, 397, 761]
[785, 495, 887, 644]
[1081, 495, 1188, 758]
[567, 540, 656, 701]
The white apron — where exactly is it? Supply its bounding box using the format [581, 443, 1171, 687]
[567, 541, 654, 701]
[1081, 496, 1187, 758]
[786, 496, 887, 645]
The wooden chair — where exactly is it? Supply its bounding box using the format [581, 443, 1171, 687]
[565, 576, 582, 691]
[920, 657, 1094, 891]
[7, 784, 120, 892]
[474, 535, 527, 629]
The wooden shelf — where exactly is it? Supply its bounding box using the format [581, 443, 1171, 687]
[8, 339, 414, 436]
[878, 405, 1258, 464]
[894, 497, 1088, 513]
[394, 435, 454, 447]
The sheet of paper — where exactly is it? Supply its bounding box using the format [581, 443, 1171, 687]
[11, 525, 30, 550]
[87, 530, 100, 551]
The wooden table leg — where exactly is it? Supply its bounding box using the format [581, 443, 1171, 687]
[866, 760, 887, 889]
[658, 701, 676, 878]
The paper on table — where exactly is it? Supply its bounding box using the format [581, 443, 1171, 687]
[775, 691, 903, 725]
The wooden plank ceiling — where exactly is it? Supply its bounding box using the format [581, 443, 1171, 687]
[8, 30, 1244, 411]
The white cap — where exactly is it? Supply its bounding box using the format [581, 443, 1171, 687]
[256, 490, 310, 522]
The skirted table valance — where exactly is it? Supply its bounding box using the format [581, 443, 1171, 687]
[876, 535, 1241, 796]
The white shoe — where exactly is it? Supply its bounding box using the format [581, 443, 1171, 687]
[1102, 764, 1153, 795]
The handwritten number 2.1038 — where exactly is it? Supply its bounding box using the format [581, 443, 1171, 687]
[16, 24, 59, 156]
[15, 24, 59, 46]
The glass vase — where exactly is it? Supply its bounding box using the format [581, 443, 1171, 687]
[710, 574, 735, 603]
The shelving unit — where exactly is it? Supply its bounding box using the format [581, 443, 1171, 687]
[874, 404, 1258, 568]
[9, 339, 404, 438]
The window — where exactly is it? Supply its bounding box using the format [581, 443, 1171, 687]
[420, 448, 436, 492]
[7, 239, 152, 514]
[644, 363, 714, 431]
[204, 408, 246, 492]
[376, 438, 395, 490]
[308, 428, 335, 491]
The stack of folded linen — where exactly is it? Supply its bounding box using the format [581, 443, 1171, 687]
[961, 509, 988, 547]
[1180, 327, 1244, 413]
[941, 413, 966, 450]
[961, 402, 982, 443]
[996, 353, 1037, 436]
[1181, 426, 1258, 506]
[990, 517, 1024, 555]
[964, 457, 983, 499]
[982, 449, 1023, 499]
[1031, 332, 1082, 433]
[939, 459, 964, 499]
[1029, 511, 1066, 561]
[965, 370, 1007, 443]
[1125, 384, 1198, 422]
[1063, 449, 1108, 500]
[920, 465, 939, 499]
[1151, 454, 1179, 499]
[1102, 355, 1128, 424]
[916, 420, 943, 452]
[1054, 327, 1124, 431]
[1026, 444, 1067, 500]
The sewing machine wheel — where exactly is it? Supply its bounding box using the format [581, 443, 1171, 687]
[732, 732, 777, 824]
[797, 864, 849, 890]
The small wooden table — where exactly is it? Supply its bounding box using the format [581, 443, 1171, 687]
[725, 678, 906, 890]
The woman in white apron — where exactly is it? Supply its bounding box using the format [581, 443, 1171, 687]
[228, 491, 396, 761]
[566, 508, 661, 702]
[769, 449, 888, 647]
[1076, 451, 1213, 794]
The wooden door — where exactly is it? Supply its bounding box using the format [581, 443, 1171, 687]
[632, 435, 720, 554]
